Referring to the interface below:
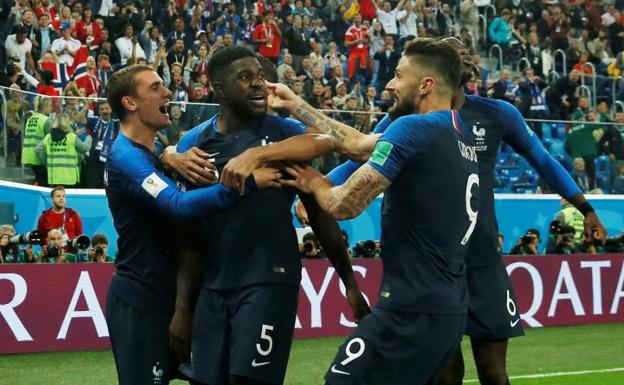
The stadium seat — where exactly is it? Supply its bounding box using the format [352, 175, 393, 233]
[497, 167, 522, 182]
[511, 183, 537, 193]
[543, 138, 566, 157]
[551, 123, 567, 140]
[553, 154, 573, 171]
[596, 172, 611, 193]
[595, 155, 611, 174]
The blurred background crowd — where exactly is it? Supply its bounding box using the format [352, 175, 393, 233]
[0, 0, 624, 263]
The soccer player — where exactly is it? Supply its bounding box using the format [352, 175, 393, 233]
[164, 47, 369, 385]
[321, 38, 607, 385]
[103, 64, 281, 385]
[277, 38, 479, 385]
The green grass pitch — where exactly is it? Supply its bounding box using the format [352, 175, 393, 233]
[0, 323, 622, 385]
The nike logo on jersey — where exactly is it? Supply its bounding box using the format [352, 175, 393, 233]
[251, 359, 271, 367]
[510, 318, 520, 327]
[330, 365, 350, 375]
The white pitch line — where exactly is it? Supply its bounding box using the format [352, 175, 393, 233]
[463, 367, 624, 383]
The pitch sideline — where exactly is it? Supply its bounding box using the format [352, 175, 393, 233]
[464, 367, 624, 383]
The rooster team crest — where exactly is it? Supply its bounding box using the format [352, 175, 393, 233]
[152, 362, 163, 385]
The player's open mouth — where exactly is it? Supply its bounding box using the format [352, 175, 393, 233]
[159, 102, 169, 117]
[248, 94, 266, 108]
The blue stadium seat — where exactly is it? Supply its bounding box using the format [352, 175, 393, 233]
[544, 138, 566, 157]
[541, 123, 552, 140]
[596, 172, 611, 193]
[497, 167, 522, 182]
[595, 155, 611, 174]
[494, 187, 513, 194]
[551, 124, 567, 140]
[511, 183, 537, 193]
[521, 169, 539, 184]
[553, 154, 573, 171]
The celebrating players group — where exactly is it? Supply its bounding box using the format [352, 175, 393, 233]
[102, 38, 606, 385]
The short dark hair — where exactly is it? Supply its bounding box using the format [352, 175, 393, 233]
[256, 54, 278, 82]
[50, 185, 65, 198]
[15, 25, 28, 35]
[40, 70, 54, 85]
[106, 64, 154, 121]
[403, 38, 461, 96]
[208, 46, 256, 84]
[91, 233, 108, 246]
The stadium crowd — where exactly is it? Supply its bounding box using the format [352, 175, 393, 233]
[0, 0, 623, 193]
[0, 0, 624, 265]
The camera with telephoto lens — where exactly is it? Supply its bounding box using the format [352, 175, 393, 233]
[67, 234, 91, 252]
[9, 230, 41, 245]
[352, 240, 378, 258]
[46, 244, 60, 259]
[302, 241, 315, 253]
[94, 246, 104, 257]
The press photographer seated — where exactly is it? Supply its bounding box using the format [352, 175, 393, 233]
[88, 233, 114, 263]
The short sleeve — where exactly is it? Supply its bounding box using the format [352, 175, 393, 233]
[279, 117, 307, 138]
[367, 115, 435, 181]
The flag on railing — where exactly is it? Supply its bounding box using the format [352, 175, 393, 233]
[39, 62, 70, 94]
[70, 46, 89, 80]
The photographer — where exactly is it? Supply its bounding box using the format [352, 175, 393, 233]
[41, 229, 76, 263]
[547, 225, 578, 255]
[0, 225, 39, 263]
[88, 233, 114, 262]
[352, 239, 380, 259]
[300, 232, 327, 259]
[509, 229, 541, 255]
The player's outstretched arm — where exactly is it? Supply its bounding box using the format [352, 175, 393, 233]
[282, 164, 390, 220]
[220, 134, 340, 191]
[500, 102, 607, 243]
[299, 193, 371, 323]
[266, 81, 377, 160]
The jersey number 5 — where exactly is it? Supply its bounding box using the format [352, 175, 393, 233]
[461, 173, 479, 245]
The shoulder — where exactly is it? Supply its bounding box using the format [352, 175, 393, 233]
[264, 114, 306, 137]
[178, 116, 215, 152]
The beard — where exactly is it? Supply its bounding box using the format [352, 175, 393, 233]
[388, 97, 415, 121]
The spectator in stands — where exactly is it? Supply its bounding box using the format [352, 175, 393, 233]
[5, 25, 36, 75]
[345, 13, 369, 79]
[517, 67, 547, 137]
[613, 163, 624, 194]
[373, 35, 400, 91]
[488, 9, 512, 49]
[569, 96, 591, 121]
[115, 24, 146, 66]
[37, 186, 84, 246]
[546, 69, 581, 120]
[569, 157, 591, 193]
[76, 7, 103, 54]
[332, 81, 349, 109]
[599, 111, 624, 181]
[84, 101, 119, 188]
[509, 228, 541, 255]
[5, 85, 32, 165]
[460, 0, 478, 49]
[397, 0, 418, 45]
[491, 69, 516, 104]
[88, 233, 114, 262]
[51, 23, 80, 66]
[284, 14, 313, 72]
[32, 13, 57, 61]
[303, 63, 328, 96]
[96, 54, 113, 95]
[253, 12, 282, 64]
[373, 0, 403, 41]
[41, 228, 76, 263]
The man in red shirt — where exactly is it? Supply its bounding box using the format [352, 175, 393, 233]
[252, 12, 282, 64]
[37, 186, 83, 246]
[345, 13, 369, 79]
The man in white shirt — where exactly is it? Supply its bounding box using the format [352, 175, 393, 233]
[51, 23, 81, 66]
[115, 24, 146, 66]
[5, 25, 36, 73]
[601, 4, 617, 27]
[396, 1, 418, 42]
[374, 0, 405, 38]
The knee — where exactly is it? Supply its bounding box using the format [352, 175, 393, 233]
[476, 366, 509, 385]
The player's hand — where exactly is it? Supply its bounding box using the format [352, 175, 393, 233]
[252, 167, 282, 190]
[584, 211, 606, 245]
[266, 81, 300, 111]
[280, 164, 325, 194]
[163, 146, 218, 186]
[346, 287, 370, 324]
[168, 307, 193, 363]
[221, 148, 262, 191]
[294, 199, 309, 225]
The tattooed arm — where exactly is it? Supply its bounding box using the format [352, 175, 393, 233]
[282, 164, 391, 220]
[267, 81, 377, 160]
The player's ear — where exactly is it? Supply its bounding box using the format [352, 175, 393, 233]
[211, 81, 225, 99]
[419, 77, 435, 95]
[121, 96, 137, 112]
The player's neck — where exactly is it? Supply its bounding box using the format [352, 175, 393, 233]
[217, 109, 254, 134]
[452, 88, 466, 110]
[418, 95, 451, 114]
[121, 120, 156, 152]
